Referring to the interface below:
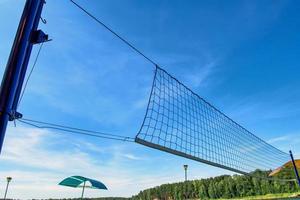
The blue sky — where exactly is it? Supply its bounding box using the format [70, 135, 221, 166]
[1, 0, 300, 199]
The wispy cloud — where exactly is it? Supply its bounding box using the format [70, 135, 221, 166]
[265, 134, 300, 159]
[267, 135, 291, 144]
[122, 153, 143, 161]
[0, 125, 193, 199]
[183, 60, 218, 88]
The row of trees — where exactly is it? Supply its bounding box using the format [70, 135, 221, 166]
[44, 198, 128, 200]
[45, 169, 298, 200]
[131, 169, 298, 200]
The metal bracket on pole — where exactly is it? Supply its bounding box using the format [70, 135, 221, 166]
[8, 111, 23, 121]
[289, 150, 300, 187]
[31, 29, 49, 44]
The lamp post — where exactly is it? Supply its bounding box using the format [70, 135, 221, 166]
[183, 165, 188, 182]
[4, 177, 12, 200]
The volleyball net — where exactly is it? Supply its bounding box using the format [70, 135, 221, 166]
[135, 66, 290, 176]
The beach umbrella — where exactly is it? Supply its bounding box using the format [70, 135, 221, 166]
[269, 159, 300, 176]
[59, 175, 107, 199]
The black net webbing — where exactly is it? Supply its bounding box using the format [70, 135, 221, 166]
[136, 66, 290, 175]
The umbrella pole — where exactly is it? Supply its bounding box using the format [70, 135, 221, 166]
[81, 181, 86, 200]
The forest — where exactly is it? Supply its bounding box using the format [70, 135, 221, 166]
[45, 169, 299, 200]
[130, 169, 298, 200]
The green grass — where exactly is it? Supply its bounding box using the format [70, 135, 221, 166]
[214, 192, 300, 200]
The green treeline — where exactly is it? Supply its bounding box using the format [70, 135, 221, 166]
[44, 198, 129, 200]
[131, 169, 298, 200]
[44, 169, 298, 200]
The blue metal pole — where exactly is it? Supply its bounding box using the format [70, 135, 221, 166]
[0, 0, 46, 153]
[289, 150, 300, 187]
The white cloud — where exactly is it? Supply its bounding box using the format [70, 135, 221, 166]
[184, 60, 218, 88]
[122, 153, 143, 161]
[267, 135, 291, 144]
[261, 133, 300, 161]
[1, 125, 205, 199]
[1, 126, 98, 171]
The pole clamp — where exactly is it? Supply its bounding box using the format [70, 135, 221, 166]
[8, 110, 23, 121]
[0, 109, 22, 121]
[31, 30, 50, 44]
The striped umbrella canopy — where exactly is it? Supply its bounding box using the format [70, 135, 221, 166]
[269, 159, 300, 176]
[59, 175, 107, 199]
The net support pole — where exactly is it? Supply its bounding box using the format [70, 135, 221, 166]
[0, 0, 47, 153]
[289, 150, 300, 187]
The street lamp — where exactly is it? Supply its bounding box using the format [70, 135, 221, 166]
[4, 177, 12, 200]
[183, 165, 188, 181]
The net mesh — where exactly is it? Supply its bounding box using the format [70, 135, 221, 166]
[136, 66, 290, 175]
